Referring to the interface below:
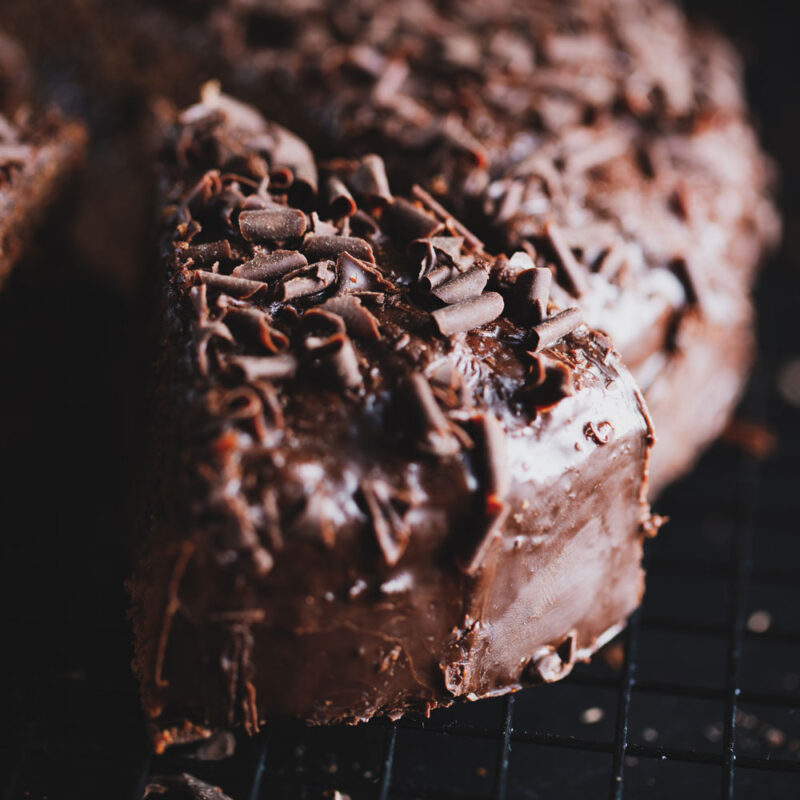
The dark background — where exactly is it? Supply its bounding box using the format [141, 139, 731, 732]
[1, 1, 799, 798]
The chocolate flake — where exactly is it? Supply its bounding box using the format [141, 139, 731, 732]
[544, 221, 589, 296]
[411, 185, 485, 253]
[361, 479, 412, 566]
[472, 414, 510, 500]
[514, 267, 552, 324]
[302, 234, 375, 264]
[227, 354, 298, 381]
[196, 271, 266, 299]
[181, 240, 233, 266]
[431, 292, 504, 336]
[278, 260, 336, 300]
[239, 207, 307, 242]
[320, 295, 381, 340]
[383, 197, 444, 244]
[402, 372, 461, 456]
[431, 264, 489, 305]
[324, 176, 357, 218]
[222, 306, 289, 352]
[336, 251, 394, 294]
[528, 307, 583, 353]
[350, 154, 392, 204]
[232, 250, 307, 281]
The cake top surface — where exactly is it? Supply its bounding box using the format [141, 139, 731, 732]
[156, 86, 652, 580]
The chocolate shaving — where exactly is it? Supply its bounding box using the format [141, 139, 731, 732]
[431, 292, 504, 336]
[411, 185, 485, 253]
[278, 260, 336, 300]
[227, 354, 297, 381]
[181, 240, 233, 266]
[461, 497, 509, 576]
[350, 154, 392, 204]
[472, 414, 510, 500]
[239, 207, 307, 242]
[222, 306, 289, 353]
[303, 309, 363, 391]
[528, 307, 583, 353]
[402, 372, 461, 456]
[195, 320, 234, 375]
[360, 479, 412, 566]
[324, 176, 357, 218]
[430, 264, 489, 305]
[320, 295, 381, 340]
[383, 197, 444, 244]
[419, 265, 455, 291]
[232, 250, 307, 281]
[514, 267, 552, 324]
[544, 221, 589, 296]
[521, 358, 575, 410]
[336, 251, 394, 294]
[302, 234, 375, 264]
[196, 271, 266, 299]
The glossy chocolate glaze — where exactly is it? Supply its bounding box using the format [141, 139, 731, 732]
[131, 89, 655, 747]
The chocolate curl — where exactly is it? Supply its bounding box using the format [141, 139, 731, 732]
[472, 414, 510, 500]
[180, 239, 233, 267]
[324, 176, 357, 218]
[461, 496, 509, 576]
[232, 250, 307, 281]
[227, 354, 298, 381]
[196, 271, 266, 299]
[411, 185, 485, 253]
[194, 320, 234, 375]
[544, 221, 588, 296]
[278, 260, 336, 301]
[383, 197, 444, 244]
[207, 386, 269, 443]
[360, 479, 412, 567]
[596, 243, 627, 280]
[528, 307, 583, 352]
[303, 309, 364, 391]
[514, 267, 552, 324]
[320, 296, 381, 340]
[350, 154, 392, 204]
[189, 284, 210, 323]
[521, 355, 574, 410]
[270, 126, 318, 201]
[336, 251, 395, 294]
[402, 372, 462, 457]
[302, 235, 375, 264]
[431, 292, 504, 336]
[239, 208, 307, 242]
[419, 265, 456, 291]
[222, 306, 289, 353]
[430, 264, 489, 305]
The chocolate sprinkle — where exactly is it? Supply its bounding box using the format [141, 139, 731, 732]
[302, 234, 375, 264]
[239, 207, 307, 242]
[528, 307, 583, 353]
[431, 264, 489, 305]
[514, 267, 552, 324]
[232, 250, 308, 281]
[544, 222, 589, 297]
[431, 292, 504, 336]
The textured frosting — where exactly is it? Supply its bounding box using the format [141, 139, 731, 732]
[117, 0, 778, 489]
[131, 88, 655, 747]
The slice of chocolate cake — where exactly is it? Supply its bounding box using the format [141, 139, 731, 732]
[0, 33, 86, 287]
[131, 87, 656, 749]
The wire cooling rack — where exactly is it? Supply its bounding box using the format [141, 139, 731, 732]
[1, 223, 799, 800]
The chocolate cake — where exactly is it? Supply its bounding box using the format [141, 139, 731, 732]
[0, 33, 86, 288]
[130, 87, 657, 748]
[107, 0, 779, 491]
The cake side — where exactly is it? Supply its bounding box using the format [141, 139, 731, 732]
[130, 89, 655, 749]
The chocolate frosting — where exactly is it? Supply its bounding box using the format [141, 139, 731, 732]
[131, 88, 656, 748]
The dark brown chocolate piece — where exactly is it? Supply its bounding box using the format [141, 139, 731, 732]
[302, 234, 375, 264]
[529, 308, 584, 353]
[514, 267, 552, 325]
[239, 207, 307, 242]
[431, 292, 504, 336]
[232, 250, 307, 281]
[431, 265, 489, 305]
